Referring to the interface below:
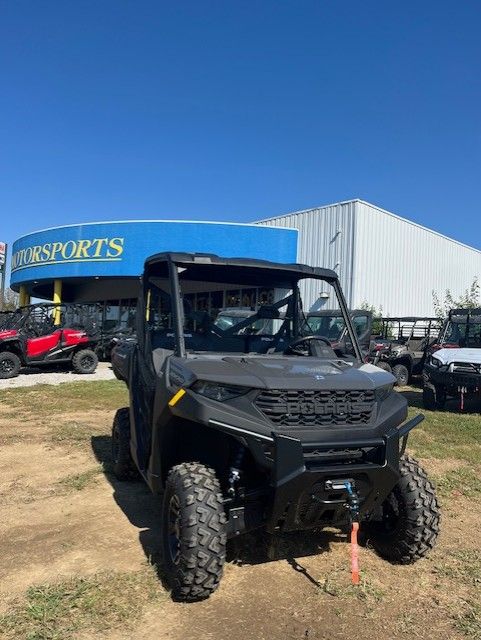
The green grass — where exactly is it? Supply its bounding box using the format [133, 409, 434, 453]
[435, 467, 481, 499]
[0, 380, 127, 414]
[50, 420, 100, 444]
[55, 466, 103, 492]
[436, 549, 481, 586]
[403, 390, 481, 465]
[0, 569, 164, 640]
[322, 568, 385, 603]
[454, 600, 481, 639]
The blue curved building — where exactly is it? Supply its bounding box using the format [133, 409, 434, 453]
[11, 220, 298, 312]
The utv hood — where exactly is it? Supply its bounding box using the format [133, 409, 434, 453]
[182, 355, 394, 390]
[434, 348, 481, 366]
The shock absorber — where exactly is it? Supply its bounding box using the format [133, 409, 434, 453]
[228, 445, 245, 497]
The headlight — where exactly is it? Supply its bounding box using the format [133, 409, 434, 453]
[430, 356, 442, 368]
[191, 380, 250, 402]
[375, 383, 394, 402]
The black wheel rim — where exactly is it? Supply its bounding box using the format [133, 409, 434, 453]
[0, 358, 14, 374]
[80, 355, 94, 370]
[167, 495, 181, 565]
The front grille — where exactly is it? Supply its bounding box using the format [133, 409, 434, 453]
[255, 389, 375, 427]
[452, 362, 481, 375]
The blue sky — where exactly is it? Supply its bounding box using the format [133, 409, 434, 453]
[1, 0, 480, 281]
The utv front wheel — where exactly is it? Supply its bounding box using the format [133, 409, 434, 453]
[162, 463, 227, 601]
[0, 352, 21, 379]
[72, 349, 98, 374]
[366, 455, 440, 564]
[423, 383, 446, 410]
[111, 408, 138, 480]
[392, 364, 409, 387]
[375, 361, 392, 374]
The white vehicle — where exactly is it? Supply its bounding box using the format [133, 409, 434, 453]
[423, 309, 481, 410]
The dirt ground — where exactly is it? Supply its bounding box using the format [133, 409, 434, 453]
[1, 381, 480, 640]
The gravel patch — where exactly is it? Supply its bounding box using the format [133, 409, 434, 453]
[0, 361, 116, 389]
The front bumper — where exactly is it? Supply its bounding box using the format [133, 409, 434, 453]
[425, 365, 481, 392]
[264, 414, 423, 533]
[168, 385, 418, 534]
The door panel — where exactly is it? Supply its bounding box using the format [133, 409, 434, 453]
[26, 330, 62, 358]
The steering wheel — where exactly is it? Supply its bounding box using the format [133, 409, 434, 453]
[284, 335, 332, 357]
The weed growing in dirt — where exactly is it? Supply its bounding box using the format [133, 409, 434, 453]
[55, 466, 103, 492]
[454, 599, 481, 638]
[50, 420, 97, 444]
[435, 467, 481, 499]
[0, 569, 164, 640]
[436, 549, 481, 586]
[322, 567, 385, 603]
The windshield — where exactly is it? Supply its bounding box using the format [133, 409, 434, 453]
[144, 263, 360, 359]
[442, 320, 481, 348]
[306, 313, 370, 342]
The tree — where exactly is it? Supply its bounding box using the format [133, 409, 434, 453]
[1, 288, 19, 311]
[360, 301, 384, 335]
[432, 277, 480, 319]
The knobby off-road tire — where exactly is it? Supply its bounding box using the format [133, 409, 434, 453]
[422, 383, 446, 411]
[375, 361, 392, 374]
[72, 349, 98, 374]
[0, 352, 21, 379]
[366, 455, 440, 564]
[111, 408, 139, 480]
[392, 363, 410, 387]
[162, 462, 227, 602]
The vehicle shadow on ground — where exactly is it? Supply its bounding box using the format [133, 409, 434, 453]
[91, 434, 343, 591]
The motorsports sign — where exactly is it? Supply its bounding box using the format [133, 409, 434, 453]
[9, 221, 298, 289]
[0, 242, 5, 268]
[11, 236, 125, 272]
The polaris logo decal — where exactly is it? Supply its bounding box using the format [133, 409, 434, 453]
[269, 401, 373, 416]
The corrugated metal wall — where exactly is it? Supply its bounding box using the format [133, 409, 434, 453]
[353, 201, 481, 316]
[257, 201, 356, 310]
[257, 200, 481, 316]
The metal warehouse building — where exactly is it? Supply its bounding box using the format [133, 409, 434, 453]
[256, 199, 481, 316]
[9, 199, 481, 319]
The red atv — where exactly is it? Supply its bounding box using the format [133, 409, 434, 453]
[0, 303, 99, 379]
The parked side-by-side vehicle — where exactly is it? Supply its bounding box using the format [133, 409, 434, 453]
[111, 252, 439, 601]
[369, 317, 442, 386]
[423, 308, 481, 410]
[0, 303, 100, 379]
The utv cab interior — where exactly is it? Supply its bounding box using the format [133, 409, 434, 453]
[139, 253, 363, 373]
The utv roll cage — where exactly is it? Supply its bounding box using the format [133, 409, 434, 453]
[438, 308, 481, 348]
[6, 303, 102, 336]
[137, 252, 363, 362]
[374, 317, 441, 342]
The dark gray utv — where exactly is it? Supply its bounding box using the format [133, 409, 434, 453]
[111, 253, 440, 601]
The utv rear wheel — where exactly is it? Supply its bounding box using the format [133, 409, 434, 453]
[366, 455, 440, 564]
[111, 408, 138, 480]
[162, 463, 227, 602]
[392, 364, 409, 387]
[72, 349, 98, 374]
[0, 352, 21, 379]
